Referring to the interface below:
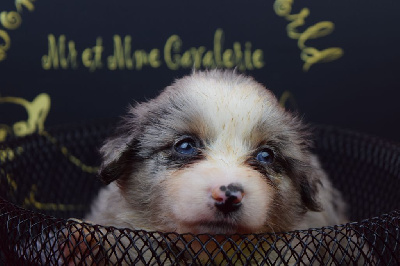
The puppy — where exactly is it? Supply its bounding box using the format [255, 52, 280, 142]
[73, 70, 349, 264]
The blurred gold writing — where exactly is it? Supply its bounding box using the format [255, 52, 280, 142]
[273, 0, 343, 71]
[42, 29, 264, 71]
[40, 131, 99, 174]
[164, 29, 264, 70]
[107, 35, 161, 71]
[42, 35, 78, 70]
[23, 185, 84, 211]
[0, 0, 37, 62]
[0, 93, 51, 141]
[0, 147, 23, 164]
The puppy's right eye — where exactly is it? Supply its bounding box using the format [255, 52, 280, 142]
[256, 149, 274, 164]
[174, 138, 197, 155]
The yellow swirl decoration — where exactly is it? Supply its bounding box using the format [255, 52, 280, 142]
[0, 11, 22, 30]
[40, 131, 99, 174]
[0, 93, 51, 140]
[286, 8, 310, 39]
[273, 0, 293, 17]
[15, 0, 36, 13]
[279, 91, 298, 110]
[273, 0, 343, 71]
[23, 185, 85, 211]
[0, 0, 36, 62]
[298, 21, 335, 49]
[0, 30, 11, 61]
[301, 47, 344, 71]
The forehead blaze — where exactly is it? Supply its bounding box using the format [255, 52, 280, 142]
[168, 78, 281, 163]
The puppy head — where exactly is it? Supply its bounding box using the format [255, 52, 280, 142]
[99, 70, 321, 234]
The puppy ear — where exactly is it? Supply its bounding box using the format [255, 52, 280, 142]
[98, 114, 141, 184]
[298, 154, 328, 212]
[98, 140, 138, 184]
[299, 177, 322, 212]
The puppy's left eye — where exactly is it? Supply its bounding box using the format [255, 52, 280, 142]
[256, 149, 274, 164]
[174, 138, 197, 155]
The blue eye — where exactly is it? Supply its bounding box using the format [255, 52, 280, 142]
[256, 149, 274, 164]
[174, 138, 197, 155]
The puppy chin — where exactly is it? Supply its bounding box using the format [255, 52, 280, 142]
[161, 160, 274, 235]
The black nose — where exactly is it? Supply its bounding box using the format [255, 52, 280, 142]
[212, 183, 244, 214]
[215, 194, 242, 214]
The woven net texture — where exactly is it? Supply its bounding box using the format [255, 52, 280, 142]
[0, 122, 399, 265]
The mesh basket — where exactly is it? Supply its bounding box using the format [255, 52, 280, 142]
[0, 121, 399, 265]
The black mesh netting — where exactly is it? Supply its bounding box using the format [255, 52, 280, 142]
[0, 121, 399, 265]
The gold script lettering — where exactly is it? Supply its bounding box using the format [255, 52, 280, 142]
[42, 30, 263, 71]
[107, 35, 162, 70]
[222, 49, 234, 68]
[149, 48, 161, 68]
[252, 49, 264, 69]
[42, 34, 78, 70]
[107, 35, 126, 70]
[82, 37, 103, 72]
[244, 42, 254, 70]
[164, 29, 264, 70]
[133, 50, 148, 70]
[214, 28, 223, 67]
[164, 34, 182, 70]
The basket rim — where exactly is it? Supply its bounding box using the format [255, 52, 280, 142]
[1, 195, 399, 238]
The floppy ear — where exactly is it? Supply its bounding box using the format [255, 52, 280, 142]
[284, 154, 323, 212]
[98, 138, 139, 184]
[98, 109, 143, 184]
[298, 154, 327, 212]
[98, 98, 165, 184]
[285, 118, 323, 212]
[299, 176, 322, 212]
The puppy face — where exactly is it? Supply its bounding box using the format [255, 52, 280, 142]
[99, 70, 321, 234]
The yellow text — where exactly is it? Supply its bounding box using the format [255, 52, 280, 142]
[164, 29, 264, 71]
[42, 29, 264, 71]
[42, 34, 78, 69]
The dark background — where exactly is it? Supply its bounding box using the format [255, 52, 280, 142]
[1, 0, 399, 142]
